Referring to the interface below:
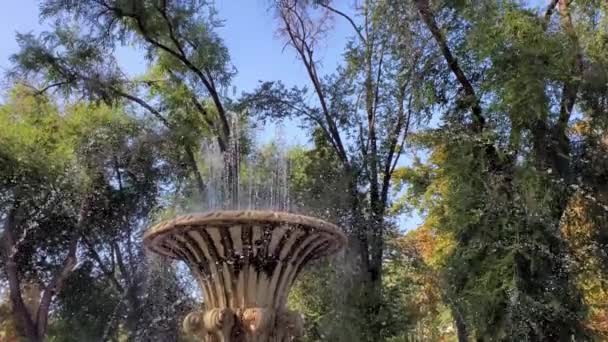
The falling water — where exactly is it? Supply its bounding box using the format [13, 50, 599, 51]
[191, 112, 294, 213]
[144, 116, 298, 328]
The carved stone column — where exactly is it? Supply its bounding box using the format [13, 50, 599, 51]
[144, 210, 346, 341]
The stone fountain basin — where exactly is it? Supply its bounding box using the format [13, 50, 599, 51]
[143, 210, 347, 310]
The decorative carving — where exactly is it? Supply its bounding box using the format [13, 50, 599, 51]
[204, 308, 235, 341]
[282, 310, 304, 339]
[144, 210, 346, 341]
[183, 310, 206, 337]
[242, 308, 274, 336]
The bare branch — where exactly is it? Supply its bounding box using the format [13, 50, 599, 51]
[278, 1, 348, 162]
[389, 96, 413, 183]
[110, 87, 172, 128]
[32, 81, 70, 95]
[317, 1, 366, 43]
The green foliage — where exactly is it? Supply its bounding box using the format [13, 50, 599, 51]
[3, 0, 608, 341]
[399, 133, 588, 340]
[0, 86, 76, 187]
[385, 1, 608, 340]
[287, 129, 350, 220]
[0, 88, 81, 279]
[48, 262, 120, 341]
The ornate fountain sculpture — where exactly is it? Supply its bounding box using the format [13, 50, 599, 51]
[143, 210, 347, 341]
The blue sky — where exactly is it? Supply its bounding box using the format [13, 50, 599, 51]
[0, 0, 549, 109]
[0, 0, 549, 84]
[0, 0, 354, 145]
[0, 0, 548, 231]
[0, 1, 350, 81]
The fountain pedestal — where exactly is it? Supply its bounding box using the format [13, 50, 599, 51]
[144, 210, 346, 342]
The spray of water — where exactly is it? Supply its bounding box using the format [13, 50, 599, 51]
[143, 113, 354, 339]
[176, 112, 297, 215]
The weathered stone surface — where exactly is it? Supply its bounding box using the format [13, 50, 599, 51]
[144, 210, 346, 341]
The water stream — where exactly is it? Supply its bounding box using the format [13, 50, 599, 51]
[184, 112, 294, 214]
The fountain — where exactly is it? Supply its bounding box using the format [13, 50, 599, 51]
[143, 210, 347, 341]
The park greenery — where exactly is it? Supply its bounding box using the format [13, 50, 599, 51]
[1, 0, 607, 341]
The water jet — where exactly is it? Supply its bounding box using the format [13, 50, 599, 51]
[144, 210, 346, 341]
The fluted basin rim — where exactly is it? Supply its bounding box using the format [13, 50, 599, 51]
[143, 210, 348, 259]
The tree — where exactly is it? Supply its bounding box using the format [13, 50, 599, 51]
[49, 98, 193, 341]
[390, 0, 608, 339]
[285, 135, 361, 340]
[3, 0, 608, 340]
[11, 0, 241, 198]
[0, 84, 194, 341]
[0, 87, 101, 341]
[241, 1, 432, 337]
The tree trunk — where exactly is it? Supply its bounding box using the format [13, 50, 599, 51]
[2, 205, 42, 342]
[345, 167, 369, 279]
[452, 307, 469, 342]
[2, 202, 80, 342]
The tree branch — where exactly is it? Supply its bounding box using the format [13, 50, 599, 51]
[110, 87, 172, 128]
[556, 0, 582, 133]
[92, 0, 231, 147]
[371, 43, 385, 121]
[132, 7, 231, 146]
[112, 241, 131, 287]
[81, 234, 124, 293]
[279, 2, 349, 163]
[33, 197, 88, 338]
[414, 0, 485, 133]
[36, 232, 78, 337]
[31, 81, 70, 95]
[317, 1, 366, 43]
[382, 91, 412, 205]
[552, 0, 582, 178]
[110, 84, 207, 195]
[184, 144, 206, 195]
